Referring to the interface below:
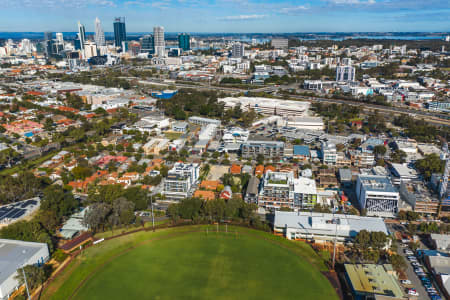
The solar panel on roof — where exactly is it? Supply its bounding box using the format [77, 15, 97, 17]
[4, 208, 21, 218]
[12, 210, 25, 219]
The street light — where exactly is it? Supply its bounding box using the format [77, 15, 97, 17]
[150, 194, 155, 232]
[21, 264, 31, 300]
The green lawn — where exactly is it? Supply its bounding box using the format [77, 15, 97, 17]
[42, 226, 338, 300]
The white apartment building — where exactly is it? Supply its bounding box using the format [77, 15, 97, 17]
[222, 127, 249, 144]
[164, 163, 200, 200]
[219, 97, 310, 117]
[321, 141, 338, 165]
[336, 65, 356, 82]
[258, 171, 317, 212]
[153, 26, 165, 57]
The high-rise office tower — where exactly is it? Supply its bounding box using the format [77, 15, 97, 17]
[77, 21, 86, 49]
[43, 32, 53, 57]
[153, 26, 165, 57]
[178, 33, 190, 51]
[232, 42, 244, 58]
[140, 35, 154, 54]
[56, 33, 64, 45]
[21, 39, 32, 53]
[113, 17, 127, 50]
[95, 17, 106, 47]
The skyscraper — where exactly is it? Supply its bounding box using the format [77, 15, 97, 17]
[94, 17, 105, 47]
[77, 21, 86, 50]
[178, 33, 190, 51]
[43, 32, 53, 57]
[153, 26, 165, 57]
[113, 17, 127, 50]
[56, 33, 64, 45]
[140, 35, 154, 54]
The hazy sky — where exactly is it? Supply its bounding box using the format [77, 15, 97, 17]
[0, 0, 449, 32]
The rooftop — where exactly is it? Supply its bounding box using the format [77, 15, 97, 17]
[0, 239, 48, 284]
[345, 264, 404, 298]
[274, 211, 388, 238]
[358, 175, 398, 194]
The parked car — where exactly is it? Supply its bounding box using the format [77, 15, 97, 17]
[401, 280, 412, 285]
[408, 289, 419, 296]
[412, 262, 421, 267]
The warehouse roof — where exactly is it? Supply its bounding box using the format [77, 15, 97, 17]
[274, 211, 388, 238]
[345, 264, 404, 298]
[0, 239, 48, 284]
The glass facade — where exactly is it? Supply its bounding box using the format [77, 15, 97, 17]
[113, 17, 127, 50]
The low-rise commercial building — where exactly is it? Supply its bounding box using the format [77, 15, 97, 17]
[188, 116, 221, 126]
[0, 239, 50, 300]
[274, 211, 389, 243]
[344, 264, 404, 300]
[356, 175, 399, 217]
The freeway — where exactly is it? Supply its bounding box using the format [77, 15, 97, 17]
[139, 79, 450, 126]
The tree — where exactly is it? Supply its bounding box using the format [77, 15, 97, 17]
[15, 264, 51, 290]
[370, 231, 387, 251]
[373, 145, 387, 157]
[256, 154, 265, 165]
[355, 230, 371, 251]
[391, 149, 406, 164]
[71, 166, 93, 180]
[415, 153, 444, 180]
[44, 118, 54, 131]
[390, 254, 407, 272]
[40, 185, 77, 220]
[83, 202, 112, 233]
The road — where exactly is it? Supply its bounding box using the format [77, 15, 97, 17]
[139, 79, 450, 127]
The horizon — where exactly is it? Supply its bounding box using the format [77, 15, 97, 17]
[0, 0, 449, 32]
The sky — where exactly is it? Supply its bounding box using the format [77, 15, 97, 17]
[0, 0, 448, 33]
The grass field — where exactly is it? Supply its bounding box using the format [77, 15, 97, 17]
[42, 226, 338, 300]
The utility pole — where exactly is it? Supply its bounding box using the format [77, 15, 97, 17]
[21, 265, 30, 300]
[150, 194, 155, 232]
[332, 215, 338, 270]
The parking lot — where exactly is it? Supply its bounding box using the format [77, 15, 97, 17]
[397, 246, 431, 300]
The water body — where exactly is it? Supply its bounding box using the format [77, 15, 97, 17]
[0, 32, 446, 41]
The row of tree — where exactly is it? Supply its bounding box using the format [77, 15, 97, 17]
[167, 197, 267, 230]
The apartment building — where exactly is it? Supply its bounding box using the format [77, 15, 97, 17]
[163, 163, 199, 200]
[257, 171, 317, 212]
[321, 141, 337, 165]
[241, 141, 284, 158]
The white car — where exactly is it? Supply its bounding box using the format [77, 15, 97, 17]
[401, 280, 412, 285]
[412, 262, 421, 267]
[408, 289, 419, 296]
[414, 268, 424, 273]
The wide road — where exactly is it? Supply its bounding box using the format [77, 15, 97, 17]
[139, 79, 450, 126]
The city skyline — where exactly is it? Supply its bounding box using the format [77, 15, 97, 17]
[0, 0, 448, 33]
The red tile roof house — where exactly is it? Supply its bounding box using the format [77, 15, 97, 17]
[230, 164, 242, 175]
